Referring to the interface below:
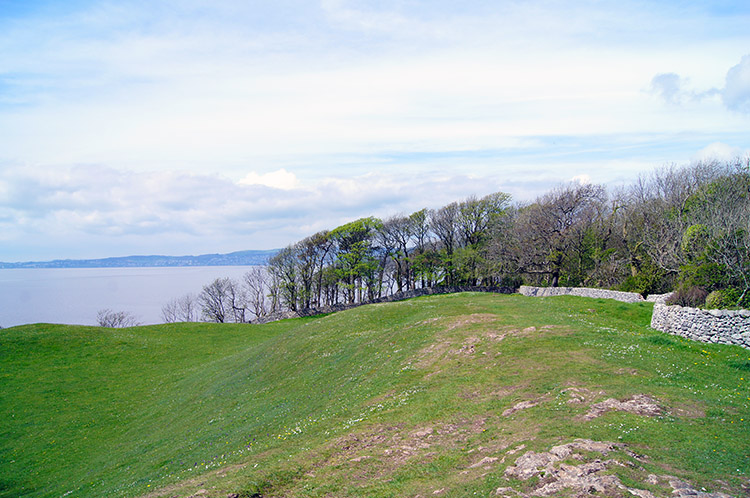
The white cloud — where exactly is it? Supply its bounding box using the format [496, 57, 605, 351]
[239, 169, 299, 190]
[722, 54, 750, 114]
[650, 54, 750, 114]
[693, 142, 748, 162]
[650, 73, 687, 104]
[571, 174, 592, 185]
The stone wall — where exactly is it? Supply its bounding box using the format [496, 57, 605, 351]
[645, 293, 673, 304]
[650, 303, 750, 349]
[251, 285, 515, 324]
[519, 285, 645, 303]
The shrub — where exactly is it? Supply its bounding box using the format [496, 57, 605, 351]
[705, 290, 728, 309]
[705, 288, 748, 309]
[620, 268, 671, 296]
[678, 262, 729, 293]
[666, 286, 708, 308]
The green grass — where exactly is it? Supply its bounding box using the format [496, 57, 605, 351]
[1, 293, 749, 497]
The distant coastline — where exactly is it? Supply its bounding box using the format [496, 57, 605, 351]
[0, 249, 278, 269]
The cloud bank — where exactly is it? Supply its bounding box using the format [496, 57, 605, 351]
[0, 165, 510, 261]
[0, 1, 749, 260]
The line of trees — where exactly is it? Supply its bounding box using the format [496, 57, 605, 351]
[162, 158, 750, 323]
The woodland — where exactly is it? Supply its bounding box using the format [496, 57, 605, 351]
[160, 158, 750, 324]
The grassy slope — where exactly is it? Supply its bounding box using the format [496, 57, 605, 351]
[1, 293, 749, 497]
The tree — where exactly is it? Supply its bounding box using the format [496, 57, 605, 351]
[679, 159, 750, 304]
[161, 293, 198, 323]
[199, 278, 232, 323]
[96, 309, 140, 328]
[456, 192, 511, 248]
[225, 278, 247, 323]
[380, 215, 412, 292]
[243, 267, 270, 319]
[514, 183, 606, 287]
[267, 246, 299, 311]
[430, 202, 459, 256]
[330, 217, 383, 303]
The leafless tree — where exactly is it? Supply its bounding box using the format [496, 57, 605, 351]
[629, 161, 728, 275]
[199, 278, 232, 323]
[96, 309, 140, 328]
[161, 293, 198, 323]
[161, 299, 180, 323]
[226, 279, 247, 323]
[687, 158, 750, 303]
[243, 267, 270, 319]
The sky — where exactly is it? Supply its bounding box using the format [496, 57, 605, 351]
[0, 0, 749, 262]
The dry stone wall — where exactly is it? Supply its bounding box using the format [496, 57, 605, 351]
[650, 303, 750, 349]
[519, 285, 645, 303]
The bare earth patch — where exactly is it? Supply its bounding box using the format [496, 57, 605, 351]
[584, 394, 663, 420]
[321, 416, 491, 478]
[444, 313, 499, 331]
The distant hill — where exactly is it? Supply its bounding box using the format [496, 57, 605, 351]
[0, 249, 278, 268]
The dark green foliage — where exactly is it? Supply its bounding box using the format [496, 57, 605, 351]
[678, 262, 729, 293]
[619, 258, 671, 296]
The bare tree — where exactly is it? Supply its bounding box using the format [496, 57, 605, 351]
[243, 267, 270, 319]
[630, 161, 727, 275]
[199, 278, 232, 323]
[161, 293, 198, 323]
[226, 278, 247, 323]
[161, 299, 180, 323]
[96, 309, 140, 328]
[686, 159, 750, 303]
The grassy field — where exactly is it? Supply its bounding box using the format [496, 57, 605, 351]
[1, 293, 749, 497]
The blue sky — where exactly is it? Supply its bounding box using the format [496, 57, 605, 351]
[0, 0, 749, 261]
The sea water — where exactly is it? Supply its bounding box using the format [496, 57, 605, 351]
[0, 266, 255, 328]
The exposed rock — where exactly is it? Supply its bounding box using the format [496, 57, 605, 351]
[504, 439, 733, 498]
[411, 427, 433, 438]
[469, 456, 499, 468]
[502, 399, 541, 417]
[584, 394, 663, 420]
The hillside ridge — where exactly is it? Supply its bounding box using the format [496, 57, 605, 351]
[1, 293, 748, 498]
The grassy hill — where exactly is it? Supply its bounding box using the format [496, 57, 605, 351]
[1, 293, 749, 497]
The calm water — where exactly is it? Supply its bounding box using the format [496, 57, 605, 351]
[0, 266, 255, 328]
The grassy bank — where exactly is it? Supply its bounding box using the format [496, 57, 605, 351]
[1, 293, 748, 497]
